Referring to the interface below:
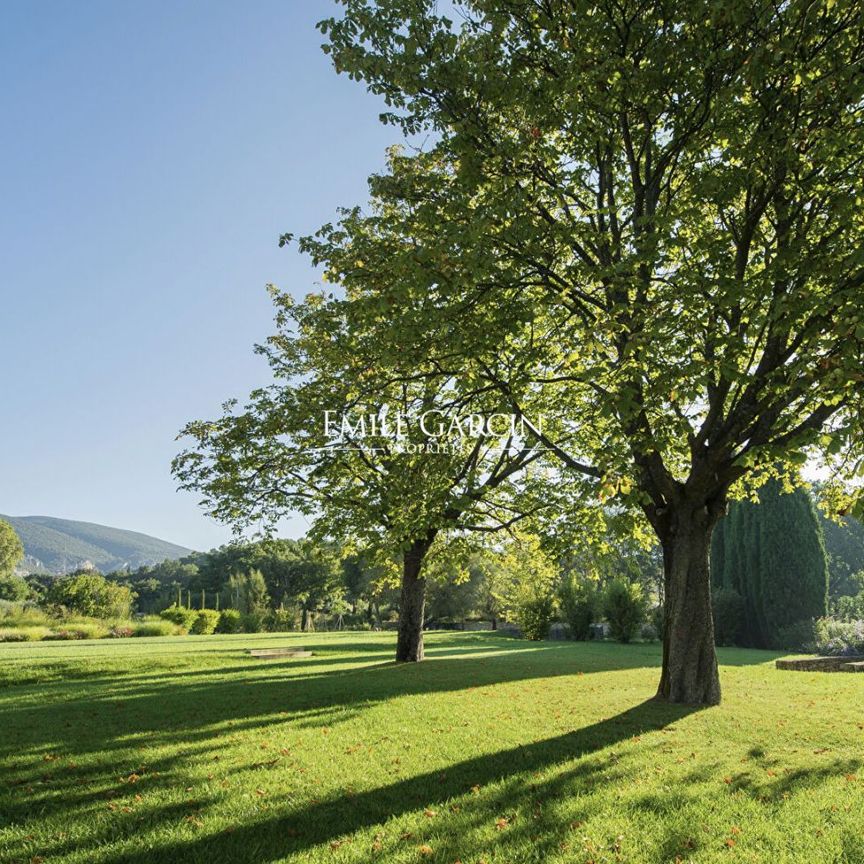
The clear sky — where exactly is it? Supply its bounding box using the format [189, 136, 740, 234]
[0, 1, 396, 551]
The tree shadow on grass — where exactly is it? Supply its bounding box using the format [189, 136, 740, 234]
[0, 633, 536, 691]
[0, 639, 665, 848]
[0, 637, 791, 863]
[16, 697, 698, 864]
[0, 639, 842, 864]
[0, 638, 663, 752]
[0, 636, 779, 770]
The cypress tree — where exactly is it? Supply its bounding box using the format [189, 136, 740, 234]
[711, 480, 828, 647]
[756, 480, 829, 646]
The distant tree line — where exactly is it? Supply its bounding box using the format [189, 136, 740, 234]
[3, 487, 864, 646]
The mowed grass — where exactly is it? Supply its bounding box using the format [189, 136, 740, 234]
[0, 633, 862, 864]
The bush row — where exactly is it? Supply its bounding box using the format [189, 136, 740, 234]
[0, 616, 183, 642]
[158, 606, 304, 635]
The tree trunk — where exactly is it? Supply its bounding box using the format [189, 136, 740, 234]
[656, 507, 721, 705]
[395, 536, 433, 662]
[301, 607, 315, 632]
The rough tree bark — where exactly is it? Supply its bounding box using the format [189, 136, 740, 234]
[656, 499, 723, 705]
[395, 534, 435, 662]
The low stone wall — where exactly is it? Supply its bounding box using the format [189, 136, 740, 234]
[775, 656, 864, 672]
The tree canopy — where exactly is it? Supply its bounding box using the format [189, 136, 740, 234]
[0, 519, 24, 581]
[176, 0, 864, 703]
[313, 0, 864, 703]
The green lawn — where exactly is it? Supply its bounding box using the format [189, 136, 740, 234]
[0, 633, 861, 864]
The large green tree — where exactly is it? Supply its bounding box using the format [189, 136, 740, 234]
[311, 0, 864, 703]
[174, 290, 546, 661]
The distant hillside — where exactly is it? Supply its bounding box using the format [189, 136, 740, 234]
[1, 515, 193, 574]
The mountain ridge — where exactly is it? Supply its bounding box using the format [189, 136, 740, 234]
[1, 514, 194, 574]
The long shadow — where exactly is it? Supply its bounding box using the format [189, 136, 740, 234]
[90, 697, 700, 864]
[0, 636, 834, 863]
[0, 634, 535, 690]
[0, 639, 665, 757]
[0, 638, 665, 834]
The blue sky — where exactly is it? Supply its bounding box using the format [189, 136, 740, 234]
[0, 1, 396, 551]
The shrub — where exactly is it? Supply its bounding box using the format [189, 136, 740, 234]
[0, 626, 52, 642]
[60, 620, 110, 638]
[45, 621, 109, 640]
[45, 571, 134, 619]
[712, 588, 745, 646]
[189, 609, 220, 635]
[133, 619, 180, 637]
[0, 575, 30, 602]
[267, 608, 297, 633]
[640, 622, 659, 641]
[774, 619, 819, 652]
[0, 604, 52, 628]
[558, 575, 597, 640]
[602, 578, 647, 643]
[513, 593, 555, 640]
[44, 630, 84, 641]
[216, 609, 243, 634]
[241, 610, 268, 633]
[812, 618, 864, 656]
[160, 606, 198, 630]
[834, 592, 864, 622]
